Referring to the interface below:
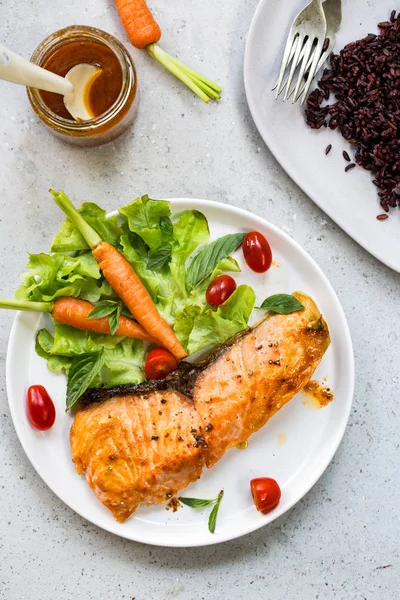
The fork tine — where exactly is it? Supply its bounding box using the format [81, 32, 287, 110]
[272, 41, 298, 91]
[291, 36, 314, 103]
[276, 41, 309, 98]
[295, 46, 330, 100]
[272, 38, 303, 94]
[298, 36, 325, 103]
[288, 40, 321, 99]
[275, 31, 297, 98]
[283, 35, 303, 100]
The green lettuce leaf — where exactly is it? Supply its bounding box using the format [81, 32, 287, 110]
[173, 304, 202, 349]
[119, 195, 171, 251]
[51, 202, 124, 252]
[51, 323, 124, 356]
[36, 324, 145, 388]
[218, 284, 255, 322]
[119, 208, 210, 324]
[29, 192, 255, 392]
[172, 209, 209, 261]
[15, 252, 106, 303]
[101, 338, 145, 386]
[186, 285, 256, 354]
[172, 257, 241, 347]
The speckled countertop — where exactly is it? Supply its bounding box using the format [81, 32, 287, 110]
[0, 1, 399, 598]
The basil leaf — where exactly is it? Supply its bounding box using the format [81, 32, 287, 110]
[108, 303, 122, 336]
[127, 232, 149, 261]
[208, 490, 224, 534]
[147, 246, 172, 271]
[258, 294, 305, 314]
[66, 349, 105, 410]
[87, 300, 120, 320]
[179, 497, 215, 508]
[160, 216, 173, 237]
[186, 233, 245, 291]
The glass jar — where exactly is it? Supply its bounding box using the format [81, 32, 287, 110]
[27, 25, 139, 147]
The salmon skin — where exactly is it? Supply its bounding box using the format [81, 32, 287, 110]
[71, 292, 330, 522]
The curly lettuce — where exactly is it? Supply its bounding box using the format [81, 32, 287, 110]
[20, 194, 256, 387]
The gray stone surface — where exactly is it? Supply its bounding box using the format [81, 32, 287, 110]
[0, 1, 399, 598]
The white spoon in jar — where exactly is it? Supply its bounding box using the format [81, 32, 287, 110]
[0, 43, 101, 120]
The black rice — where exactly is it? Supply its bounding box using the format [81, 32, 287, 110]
[345, 163, 356, 172]
[342, 150, 351, 162]
[325, 144, 332, 155]
[305, 11, 400, 213]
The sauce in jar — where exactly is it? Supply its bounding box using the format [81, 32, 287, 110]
[40, 39, 123, 120]
[27, 26, 139, 147]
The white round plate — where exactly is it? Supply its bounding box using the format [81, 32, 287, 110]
[244, 0, 400, 272]
[7, 199, 354, 547]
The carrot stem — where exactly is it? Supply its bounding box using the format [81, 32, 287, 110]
[147, 44, 212, 103]
[166, 54, 222, 93]
[50, 190, 102, 250]
[0, 298, 53, 312]
[187, 75, 221, 99]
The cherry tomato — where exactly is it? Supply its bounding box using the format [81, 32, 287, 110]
[206, 275, 237, 307]
[145, 347, 178, 380]
[250, 477, 281, 513]
[242, 231, 272, 273]
[27, 385, 56, 431]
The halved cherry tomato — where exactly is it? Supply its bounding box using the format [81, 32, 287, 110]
[206, 275, 237, 307]
[250, 477, 281, 513]
[27, 385, 56, 431]
[242, 231, 272, 273]
[145, 347, 178, 380]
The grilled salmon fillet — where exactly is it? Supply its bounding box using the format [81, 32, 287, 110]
[71, 292, 330, 522]
[71, 390, 207, 522]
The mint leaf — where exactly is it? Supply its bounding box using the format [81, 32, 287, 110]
[186, 233, 245, 291]
[258, 294, 304, 314]
[160, 216, 173, 238]
[108, 303, 122, 336]
[179, 489, 225, 534]
[87, 300, 120, 320]
[208, 490, 224, 534]
[147, 246, 172, 271]
[66, 349, 105, 410]
[179, 497, 215, 508]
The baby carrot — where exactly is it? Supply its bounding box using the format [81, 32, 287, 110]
[112, 0, 221, 102]
[114, 0, 161, 49]
[51, 190, 188, 362]
[0, 297, 157, 343]
[52, 297, 157, 341]
[92, 241, 187, 361]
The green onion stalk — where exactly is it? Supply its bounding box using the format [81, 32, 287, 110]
[146, 44, 221, 103]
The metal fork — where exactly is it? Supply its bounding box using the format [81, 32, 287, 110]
[292, 0, 342, 100]
[275, 0, 327, 104]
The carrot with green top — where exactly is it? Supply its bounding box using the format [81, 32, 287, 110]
[113, 0, 221, 103]
[0, 297, 157, 342]
[50, 190, 188, 362]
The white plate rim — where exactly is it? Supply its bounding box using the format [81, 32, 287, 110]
[6, 197, 355, 547]
[243, 0, 400, 274]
